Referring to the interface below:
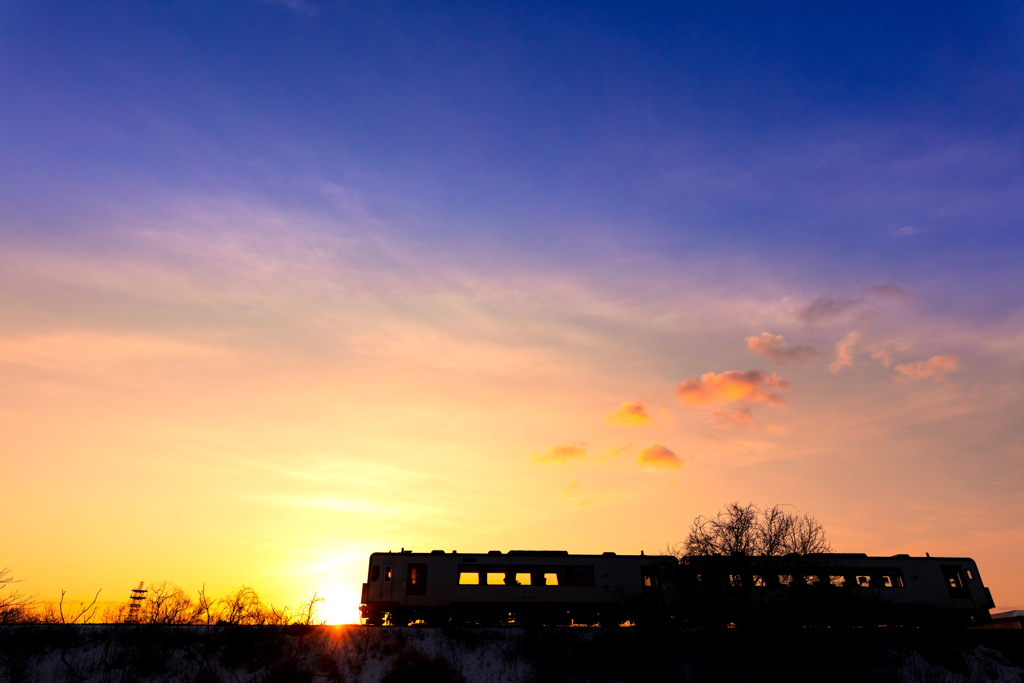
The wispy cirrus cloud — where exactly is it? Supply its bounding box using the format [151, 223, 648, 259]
[799, 284, 912, 326]
[746, 332, 819, 365]
[637, 444, 681, 469]
[604, 401, 653, 427]
[0, 331, 231, 376]
[862, 283, 913, 300]
[895, 355, 958, 380]
[798, 296, 863, 325]
[676, 370, 789, 407]
[709, 407, 754, 429]
[866, 339, 911, 367]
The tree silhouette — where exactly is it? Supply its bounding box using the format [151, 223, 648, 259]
[677, 502, 830, 557]
[0, 568, 34, 623]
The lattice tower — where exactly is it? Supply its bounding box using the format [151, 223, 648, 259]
[127, 582, 146, 623]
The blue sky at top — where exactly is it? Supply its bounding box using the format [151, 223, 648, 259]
[1, 1, 1022, 309]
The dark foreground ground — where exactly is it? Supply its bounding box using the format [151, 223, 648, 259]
[1, 624, 1022, 683]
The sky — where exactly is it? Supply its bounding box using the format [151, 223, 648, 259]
[1, 0, 1022, 622]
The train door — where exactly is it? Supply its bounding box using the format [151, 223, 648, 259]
[407, 563, 428, 606]
[383, 563, 394, 600]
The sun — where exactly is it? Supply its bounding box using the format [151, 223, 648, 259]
[316, 584, 361, 625]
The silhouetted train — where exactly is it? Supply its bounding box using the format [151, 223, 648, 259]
[359, 549, 996, 627]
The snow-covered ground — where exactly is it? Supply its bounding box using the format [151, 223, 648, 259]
[1, 625, 1021, 682]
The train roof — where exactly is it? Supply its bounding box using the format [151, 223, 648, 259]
[368, 550, 978, 563]
[368, 549, 669, 559]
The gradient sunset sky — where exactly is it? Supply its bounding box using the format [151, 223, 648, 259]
[2, 1, 1023, 621]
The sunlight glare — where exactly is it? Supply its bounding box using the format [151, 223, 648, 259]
[317, 584, 361, 625]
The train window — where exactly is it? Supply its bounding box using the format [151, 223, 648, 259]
[371, 566, 381, 582]
[515, 572, 532, 586]
[543, 572, 560, 586]
[966, 569, 973, 580]
[805, 575, 820, 586]
[486, 569, 506, 585]
[458, 570, 480, 585]
[873, 569, 903, 588]
[778, 574, 793, 586]
[829, 575, 845, 587]
[752, 575, 765, 587]
[856, 575, 870, 587]
[729, 575, 742, 587]
[941, 565, 970, 598]
[641, 566, 661, 595]
[384, 565, 393, 582]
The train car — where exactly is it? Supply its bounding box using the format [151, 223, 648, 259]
[681, 553, 996, 627]
[359, 549, 996, 627]
[359, 549, 676, 626]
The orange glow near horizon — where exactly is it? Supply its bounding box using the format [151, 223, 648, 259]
[1, 208, 1022, 615]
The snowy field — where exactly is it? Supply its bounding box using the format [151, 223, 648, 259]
[1, 624, 1022, 683]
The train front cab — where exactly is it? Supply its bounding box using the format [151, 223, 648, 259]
[681, 553, 995, 627]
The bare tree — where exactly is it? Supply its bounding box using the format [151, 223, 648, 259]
[297, 591, 325, 626]
[142, 582, 209, 624]
[677, 503, 830, 557]
[195, 584, 216, 626]
[785, 511, 830, 555]
[58, 588, 102, 624]
[220, 585, 269, 625]
[0, 567, 35, 623]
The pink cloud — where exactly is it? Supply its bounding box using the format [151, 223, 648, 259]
[604, 400, 653, 427]
[746, 332, 819, 365]
[866, 339, 911, 368]
[709, 407, 754, 430]
[637, 444, 681, 469]
[829, 331, 860, 373]
[530, 443, 587, 464]
[895, 355, 958, 380]
[675, 370, 789, 407]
